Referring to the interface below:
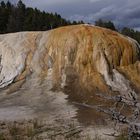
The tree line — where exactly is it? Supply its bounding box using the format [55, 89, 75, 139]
[0, 0, 84, 33]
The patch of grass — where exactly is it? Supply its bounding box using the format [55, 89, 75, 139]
[0, 133, 5, 140]
[0, 119, 110, 140]
[93, 134, 103, 140]
[115, 134, 128, 140]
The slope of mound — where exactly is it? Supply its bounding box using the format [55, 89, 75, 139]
[0, 24, 139, 97]
[0, 24, 140, 139]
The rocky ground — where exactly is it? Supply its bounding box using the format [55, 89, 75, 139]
[0, 69, 115, 140]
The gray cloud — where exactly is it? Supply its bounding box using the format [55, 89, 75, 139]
[70, 0, 140, 30]
[1, 0, 140, 30]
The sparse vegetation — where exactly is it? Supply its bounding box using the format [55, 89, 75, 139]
[0, 119, 113, 140]
[115, 133, 128, 140]
[0, 119, 83, 140]
[116, 136, 128, 140]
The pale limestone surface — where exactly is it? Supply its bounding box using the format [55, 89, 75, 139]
[0, 25, 139, 94]
[0, 25, 139, 139]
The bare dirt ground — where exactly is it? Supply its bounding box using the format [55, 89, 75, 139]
[0, 69, 115, 140]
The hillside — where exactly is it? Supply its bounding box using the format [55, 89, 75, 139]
[0, 24, 140, 139]
[0, 24, 139, 94]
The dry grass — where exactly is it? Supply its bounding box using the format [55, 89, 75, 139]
[0, 119, 110, 140]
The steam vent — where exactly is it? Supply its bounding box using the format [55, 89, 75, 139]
[0, 24, 140, 139]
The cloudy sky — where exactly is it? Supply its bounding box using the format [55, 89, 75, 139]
[2, 0, 140, 30]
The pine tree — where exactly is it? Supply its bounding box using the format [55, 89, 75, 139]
[95, 19, 116, 31]
[0, 1, 9, 33]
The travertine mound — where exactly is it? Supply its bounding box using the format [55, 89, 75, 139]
[0, 24, 139, 100]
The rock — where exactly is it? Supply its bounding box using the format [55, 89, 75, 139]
[0, 24, 139, 98]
